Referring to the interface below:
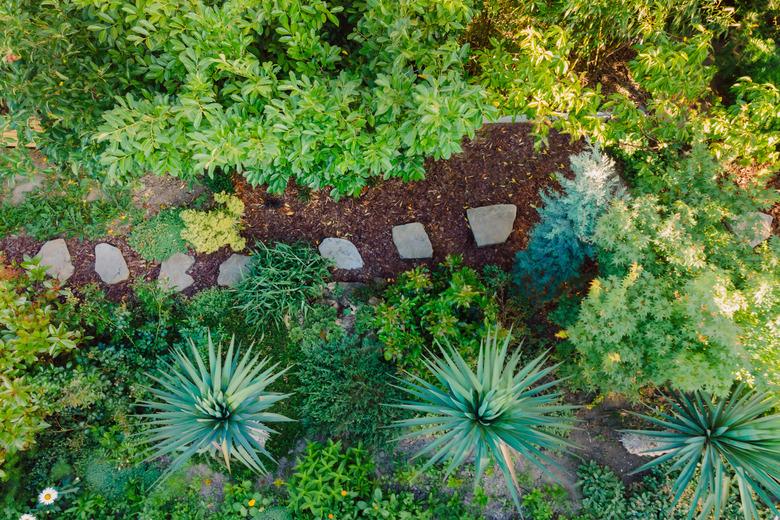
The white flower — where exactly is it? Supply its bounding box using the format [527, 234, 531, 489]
[20, 514, 37, 520]
[37, 487, 58, 505]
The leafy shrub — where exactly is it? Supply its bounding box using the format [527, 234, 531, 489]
[297, 333, 401, 447]
[513, 144, 624, 299]
[0, 259, 81, 479]
[180, 192, 246, 254]
[127, 208, 187, 261]
[391, 327, 575, 512]
[2, 0, 494, 197]
[287, 440, 375, 518]
[234, 242, 331, 328]
[140, 335, 292, 482]
[372, 256, 498, 373]
[628, 386, 780, 520]
[577, 461, 627, 519]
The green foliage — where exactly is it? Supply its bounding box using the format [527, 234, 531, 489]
[127, 208, 187, 261]
[286, 440, 375, 518]
[578, 461, 627, 519]
[513, 144, 624, 299]
[297, 332, 401, 447]
[139, 335, 292, 482]
[628, 386, 780, 520]
[391, 327, 575, 512]
[3, 0, 494, 197]
[0, 259, 81, 479]
[234, 242, 331, 329]
[372, 256, 498, 373]
[180, 191, 246, 254]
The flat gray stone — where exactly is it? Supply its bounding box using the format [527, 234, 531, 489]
[9, 174, 43, 205]
[620, 432, 674, 457]
[94, 243, 129, 284]
[730, 212, 773, 248]
[318, 238, 363, 270]
[392, 222, 433, 259]
[158, 253, 195, 291]
[36, 239, 74, 282]
[466, 204, 517, 247]
[217, 254, 251, 287]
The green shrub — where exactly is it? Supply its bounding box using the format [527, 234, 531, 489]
[372, 256, 498, 373]
[2, 0, 494, 197]
[287, 440, 375, 518]
[297, 333, 401, 446]
[234, 242, 331, 328]
[180, 192, 246, 254]
[577, 461, 627, 519]
[127, 208, 187, 261]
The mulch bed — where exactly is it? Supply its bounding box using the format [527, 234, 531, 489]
[1, 123, 583, 296]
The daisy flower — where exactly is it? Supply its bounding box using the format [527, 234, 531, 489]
[38, 487, 58, 505]
[20, 514, 37, 520]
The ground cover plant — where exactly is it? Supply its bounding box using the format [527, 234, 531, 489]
[1, 0, 779, 518]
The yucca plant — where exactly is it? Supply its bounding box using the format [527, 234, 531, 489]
[389, 327, 576, 512]
[627, 385, 780, 520]
[139, 335, 292, 482]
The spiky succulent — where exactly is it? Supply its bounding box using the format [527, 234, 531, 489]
[390, 327, 576, 510]
[139, 335, 292, 481]
[628, 385, 780, 520]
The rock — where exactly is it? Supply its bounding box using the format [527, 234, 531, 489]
[36, 239, 74, 282]
[466, 204, 517, 247]
[94, 243, 130, 284]
[392, 222, 433, 259]
[158, 253, 195, 291]
[133, 174, 205, 216]
[217, 254, 251, 287]
[729, 212, 773, 248]
[9, 174, 43, 205]
[86, 185, 106, 202]
[620, 433, 674, 457]
[318, 238, 364, 270]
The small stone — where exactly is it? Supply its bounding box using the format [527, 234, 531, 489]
[318, 238, 364, 270]
[729, 212, 773, 248]
[217, 254, 251, 287]
[158, 253, 195, 291]
[392, 222, 433, 259]
[620, 433, 674, 457]
[86, 185, 106, 202]
[36, 239, 74, 282]
[94, 243, 129, 284]
[9, 174, 43, 205]
[467, 204, 517, 247]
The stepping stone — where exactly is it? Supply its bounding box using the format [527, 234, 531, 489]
[620, 432, 674, 457]
[729, 212, 773, 248]
[94, 243, 129, 284]
[318, 238, 364, 270]
[9, 174, 43, 205]
[36, 239, 74, 282]
[467, 204, 517, 247]
[392, 222, 433, 259]
[217, 254, 251, 287]
[158, 253, 195, 291]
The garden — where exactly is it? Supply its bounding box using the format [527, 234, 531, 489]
[0, 1, 778, 519]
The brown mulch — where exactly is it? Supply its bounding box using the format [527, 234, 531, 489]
[1, 123, 582, 296]
[237, 123, 582, 282]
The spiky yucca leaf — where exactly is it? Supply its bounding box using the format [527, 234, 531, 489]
[627, 385, 780, 520]
[139, 334, 292, 482]
[389, 327, 576, 511]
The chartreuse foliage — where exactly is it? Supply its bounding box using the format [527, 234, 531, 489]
[0, 259, 81, 480]
[513, 144, 624, 299]
[628, 386, 780, 520]
[139, 334, 292, 483]
[180, 191, 246, 254]
[2, 0, 494, 197]
[390, 327, 575, 512]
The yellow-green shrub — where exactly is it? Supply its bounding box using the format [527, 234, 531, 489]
[180, 192, 246, 254]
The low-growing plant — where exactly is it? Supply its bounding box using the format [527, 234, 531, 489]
[139, 334, 292, 482]
[180, 191, 246, 254]
[286, 440, 375, 518]
[390, 327, 576, 513]
[577, 461, 627, 519]
[127, 208, 188, 262]
[234, 242, 331, 329]
[627, 386, 780, 520]
[372, 256, 498, 373]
